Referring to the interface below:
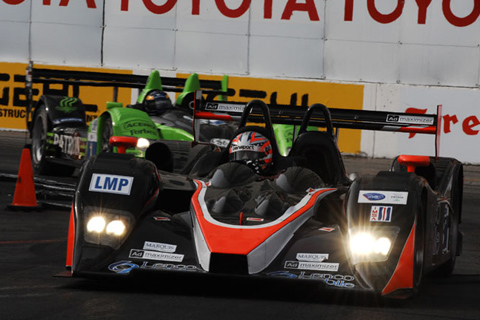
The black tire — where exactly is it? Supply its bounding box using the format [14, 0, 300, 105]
[31, 104, 55, 175]
[101, 115, 113, 153]
[179, 92, 194, 114]
[433, 165, 462, 276]
[412, 196, 426, 294]
[31, 104, 75, 176]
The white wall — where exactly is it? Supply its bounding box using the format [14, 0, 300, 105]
[1, 0, 480, 162]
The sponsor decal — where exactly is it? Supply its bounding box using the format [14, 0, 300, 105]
[6, 1, 480, 27]
[56, 97, 79, 113]
[108, 260, 201, 274]
[296, 253, 329, 262]
[122, 120, 156, 130]
[153, 216, 171, 222]
[361, 192, 385, 201]
[52, 118, 84, 125]
[300, 272, 355, 288]
[230, 145, 255, 151]
[319, 227, 335, 232]
[386, 114, 434, 125]
[285, 261, 339, 272]
[53, 133, 84, 157]
[129, 249, 184, 262]
[370, 206, 393, 222]
[108, 260, 139, 274]
[210, 138, 230, 148]
[143, 241, 177, 253]
[358, 191, 408, 205]
[89, 173, 134, 195]
[266, 271, 298, 279]
[205, 102, 245, 112]
[121, 120, 157, 136]
[246, 217, 264, 222]
[267, 271, 355, 288]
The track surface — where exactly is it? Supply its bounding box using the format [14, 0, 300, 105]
[0, 131, 479, 320]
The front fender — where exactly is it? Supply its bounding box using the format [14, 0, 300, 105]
[32, 95, 86, 133]
[345, 171, 426, 293]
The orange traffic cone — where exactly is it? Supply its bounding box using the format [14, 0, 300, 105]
[7, 147, 41, 211]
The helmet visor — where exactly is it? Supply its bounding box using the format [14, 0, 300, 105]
[230, 150, 264, 162]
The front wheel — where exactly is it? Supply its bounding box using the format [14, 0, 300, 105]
[412, 199, 426, 294]
[433, 165, 463, 276]
[31, 104, 54, 175]
[31, 104, 75, 176]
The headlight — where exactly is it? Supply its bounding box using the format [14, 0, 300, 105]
[84, 207, 134, 249]
[86, 216, 106, 233]
[349, 227, 399, 263]
[136, 138, 150, 149]
[106, 220, 126, 236]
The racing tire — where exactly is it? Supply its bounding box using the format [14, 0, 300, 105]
[31, 104, 74, 176]
[432, 166, 463, 277]
[412, 196, 426, 295]
[101, 114, 113, 153]
[179, 92, 194, 114]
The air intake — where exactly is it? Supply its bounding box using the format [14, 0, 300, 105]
[209, 253, 248, 275]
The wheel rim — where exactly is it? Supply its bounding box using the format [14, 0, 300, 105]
[32, 115, 46, 165]
[101, 117, 113, 152]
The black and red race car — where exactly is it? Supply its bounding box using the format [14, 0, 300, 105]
[64, 92, 463, 299]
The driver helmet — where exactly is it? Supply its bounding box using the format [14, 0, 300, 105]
[229, 131, 273, 174]
[144, 90, 173, 115]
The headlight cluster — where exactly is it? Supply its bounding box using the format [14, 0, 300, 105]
[348, 227, 399, 263]
[84, 207, 134, 249]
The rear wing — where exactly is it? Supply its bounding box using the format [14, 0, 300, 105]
[25, 62, 230, 130]
[192, 91, 443, 158]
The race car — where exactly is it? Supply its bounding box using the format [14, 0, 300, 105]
[25, 64, 234, 176]
[64, 93, 463, 299]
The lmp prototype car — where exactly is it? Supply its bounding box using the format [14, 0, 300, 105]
[65, 93, 463, 299]
[25, 65, 233, 176]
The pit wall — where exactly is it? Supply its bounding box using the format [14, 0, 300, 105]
[1, 61, 479, 164]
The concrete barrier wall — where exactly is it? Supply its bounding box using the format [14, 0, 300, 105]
[1, 1, 479, 163]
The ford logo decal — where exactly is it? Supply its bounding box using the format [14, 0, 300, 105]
[363, 193, 386, 201]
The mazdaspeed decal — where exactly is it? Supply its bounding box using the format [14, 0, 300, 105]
[358, 191, 408, 205]
[370, 206, 393, 222]
[89, 174, 134, 195]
